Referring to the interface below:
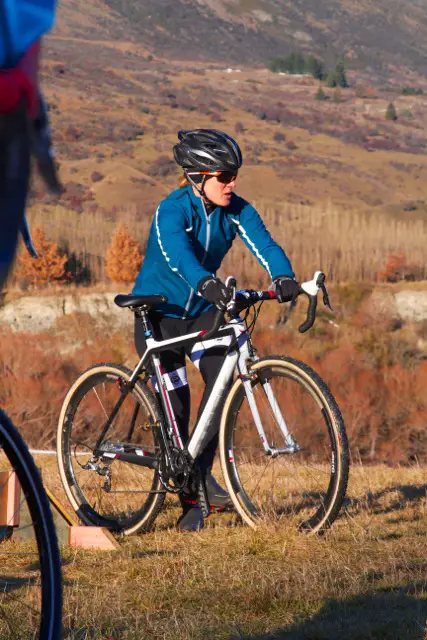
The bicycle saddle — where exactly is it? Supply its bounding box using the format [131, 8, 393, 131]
[114, 294, 167, 309]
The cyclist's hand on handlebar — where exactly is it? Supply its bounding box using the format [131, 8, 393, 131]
[274, 275, 300, 303]
[198, 276, 229, 311]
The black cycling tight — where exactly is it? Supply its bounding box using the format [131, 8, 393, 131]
[135, 306, 230, 473]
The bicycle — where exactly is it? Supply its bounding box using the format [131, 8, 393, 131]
[0, 410, 62, 639]
[57, 271, 349, 535]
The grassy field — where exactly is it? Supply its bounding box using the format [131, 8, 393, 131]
[32, 458, 427, 639]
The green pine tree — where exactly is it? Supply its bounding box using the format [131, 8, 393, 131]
[294, 53, 306, 74]
[305, 55, 325, 80]
[268, 58, 284, 73]
[335, 60, 349, 88]
[326, 70, 338, 88]
[385, 102, 398, 121]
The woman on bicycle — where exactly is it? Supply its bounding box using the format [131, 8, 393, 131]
[133, 129, 299, 531]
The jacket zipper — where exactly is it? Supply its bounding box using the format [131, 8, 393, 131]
[182, 198, 211, 319]
[201, 200, 211, 266]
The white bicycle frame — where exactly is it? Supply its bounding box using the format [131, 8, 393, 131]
[130, 318, 296, 463]
[125, 271, 325, 464]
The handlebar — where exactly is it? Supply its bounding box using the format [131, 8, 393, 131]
[229, 271, 332, 334]
[198, 308, 225, 341]
[298, 271, 332, 333]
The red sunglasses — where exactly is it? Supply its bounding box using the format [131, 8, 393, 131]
[216, 171, 238, 184]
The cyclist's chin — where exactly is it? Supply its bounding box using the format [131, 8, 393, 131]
[219, 193, 232, 207]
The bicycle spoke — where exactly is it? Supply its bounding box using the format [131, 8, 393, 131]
[92, 387, 110, 422]
[233, 452, 269, 467]
[247, 457, 273, 499]
[240, 463, 271, 489]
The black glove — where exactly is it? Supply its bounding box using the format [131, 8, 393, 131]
[198, 276, 229, 311]
[274, 275, 300, 303]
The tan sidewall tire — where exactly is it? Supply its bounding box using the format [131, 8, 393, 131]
[219, 357, 347, 533]
[57, 363, 163, 535]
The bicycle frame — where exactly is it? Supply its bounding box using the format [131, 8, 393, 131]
[94, 271, 330, 469]
[118, 313, 298, 465]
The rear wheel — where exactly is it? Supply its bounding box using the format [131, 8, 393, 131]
[219, 356, 349, 533]
[57, 363, 165, 535]
[0, 410, 62, 639]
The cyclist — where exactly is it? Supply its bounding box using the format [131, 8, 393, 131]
[132, 129, 300, 531]
[0, 2, 60, 288]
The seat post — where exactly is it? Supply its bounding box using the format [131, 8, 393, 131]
[135, 307, 152, 338]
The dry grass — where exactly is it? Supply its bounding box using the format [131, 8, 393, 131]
[22, 204, 152, 285]
[33, 458, 427, 639]
[221, 203, 427, 287]
[21, 201, 427, 286]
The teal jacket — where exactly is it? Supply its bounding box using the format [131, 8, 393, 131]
[133, 185, 294, 318]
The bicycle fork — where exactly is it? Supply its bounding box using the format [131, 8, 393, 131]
[238, 356, 299, 456]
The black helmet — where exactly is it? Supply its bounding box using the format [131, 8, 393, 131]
[173, 129, 243, 173]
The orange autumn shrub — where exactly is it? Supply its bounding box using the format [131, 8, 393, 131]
[16, 227, 69, 287]
[106, 223, 143, 284]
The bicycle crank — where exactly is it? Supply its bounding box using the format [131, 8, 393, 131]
[158, 447, 191, 493]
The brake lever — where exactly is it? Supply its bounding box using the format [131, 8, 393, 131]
[225, 276, 237, 313]
[321, 283, 333, 311]
[314, 272, 333, 312]
[20, 216, 38, 259]
[31, 92, 65, 195]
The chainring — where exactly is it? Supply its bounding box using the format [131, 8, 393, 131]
[158, 447, 191, 493]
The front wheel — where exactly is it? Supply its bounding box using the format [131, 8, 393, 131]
[219, 356, 349, 533]
[0, 410, 62, 639]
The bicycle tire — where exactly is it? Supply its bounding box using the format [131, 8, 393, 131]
[0, 409, 62, 639]
[57, 363, 165, 535]
[219, 356, 349, 533]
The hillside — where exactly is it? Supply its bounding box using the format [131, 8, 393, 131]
[16, 0, 427, 286]
[53, 0, 427, 75]
[36, 30, 427, 211]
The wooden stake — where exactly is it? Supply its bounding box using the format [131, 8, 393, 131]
[0, 471, 21, 527]
[24, 485, 120, 551]
[68, 526, 120, 551]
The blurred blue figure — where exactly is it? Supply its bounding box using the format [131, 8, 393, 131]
[0, 0, 56, 67]
[0, 0, 60, 286]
